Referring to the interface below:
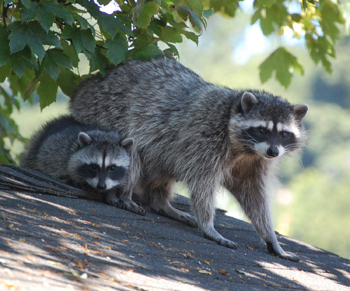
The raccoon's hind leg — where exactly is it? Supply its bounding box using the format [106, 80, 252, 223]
[145, 178, 197, 227]
[190, 180, 239, 249]
[225, 169, 300, 262]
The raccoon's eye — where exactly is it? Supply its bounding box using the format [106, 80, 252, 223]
[281, 131, 290, 138]
[109, 165, 116, 171]
[257, 127, 267, 134]
[90, 164, 98, 171]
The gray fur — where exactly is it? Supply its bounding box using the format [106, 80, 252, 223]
[20, 115, 134, 206]
[69, 58, 308, 261]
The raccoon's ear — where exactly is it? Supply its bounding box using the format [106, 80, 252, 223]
[120, 137, 134, 149]
[78, 132, 93, 147]
[293, 104, 309, 121]
[241, 92, 258, 114]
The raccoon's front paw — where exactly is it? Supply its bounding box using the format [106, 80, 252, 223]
[206, 235, 240, 250]
[181, 212, 198, 228]
[266, 242, 300, 262]
[272, 251, 300, 262]
[113, 199, 147, 216]
[203, 228, 240, 249]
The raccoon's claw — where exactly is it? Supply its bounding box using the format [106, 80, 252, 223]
[182, 213, 198, 228]
[204, 233, 240, 249]
[272, 251, 300, 262]
[203, 227, 240, 249]
[266, 242, 300, 262]
[158, 209, 197, 228]
[113, 199, 147, 216]
[151, 203, 198, 228]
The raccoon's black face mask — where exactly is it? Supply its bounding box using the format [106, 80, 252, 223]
[78, 163, 127, 191]
[242, 124, 298, 159]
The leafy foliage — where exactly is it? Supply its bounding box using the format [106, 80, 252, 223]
[0, 0, 347, 163]
[259, 47, 304, 88]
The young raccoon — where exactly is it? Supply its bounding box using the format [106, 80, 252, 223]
[19, 115, 133, 205]
[70, 58, 308, 261]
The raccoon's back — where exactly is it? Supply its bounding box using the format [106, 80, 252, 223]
[19, 116, 84, 178]
[69, 58, 212, 133]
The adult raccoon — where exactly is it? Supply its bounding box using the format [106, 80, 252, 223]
[70, 58, 308, 261]
[20, 115, 133, 205]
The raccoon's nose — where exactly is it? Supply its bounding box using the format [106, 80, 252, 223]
[267, 146, 279, 157]
[97, 183, 106, 190]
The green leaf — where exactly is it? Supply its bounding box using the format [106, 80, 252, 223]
[259, 47, 304, 88]
[21, 3, 37, 22]
[259, 9, 274, 35]
[132, 30, 153, 49]
[37, 72, 58, 110]
[251, 8, 261, 25]
[98, 13, 133, 38]
[8, 21, 60, 61]
[203, 8, 214, 19]
[62, 25, 95, 58]
[10, 47, 38, 78]
[223, 2, 237, 17]
[306, 35, 333, 74]
[182, 30, 198, 44]
[269, 2, 288, 27]
[0, 86, 19, 114]
[75, 14, 95, 34]
[148, 20, 163, 38]
[320, 0, 343, 42]
[0, 111, 20, 142]
[176, 5, 190, 21]
[163, 43, 179, 57]
[97, 0, 111, 5]
[22, 1, 74, 32]
[11, 68, 35, 100]
[210, 0, 236, 14]
[258, 0, 274, 8]
[131, 44, 163, 59]
[24, 79, 39, 101]
[20, 0, 31, 8]
[160, 26, 182, 43]
[185, 0, 203, 16]
[0, 28, 10, 66]
[57, 69, 80, 97]
[165, 11, 188, 31]
[77, 0, 100, 18]
[105, 34, 128, 65]
[133, 1, 159, 29]
[89, 47, 109, 76]
[159, 0, 169, 10]
[188, 10, 203, 32]
[60, 39, 79, 67]
[0, 63, 12, 83]
[41, 48, 72, 80]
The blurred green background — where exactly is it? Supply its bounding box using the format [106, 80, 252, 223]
[7, 6, 350, 260]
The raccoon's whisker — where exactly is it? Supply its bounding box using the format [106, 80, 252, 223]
[242, 130, 258, 144]
[303, 144, 318, 153]
[284, 150, 304, 167]
[236, 138, 256, 144]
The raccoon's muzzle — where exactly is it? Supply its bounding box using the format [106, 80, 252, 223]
[267, 146, 279, 157]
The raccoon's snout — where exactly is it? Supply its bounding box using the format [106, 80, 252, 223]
[267, 146, 279, 157]
[97, 182, 107, 190]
